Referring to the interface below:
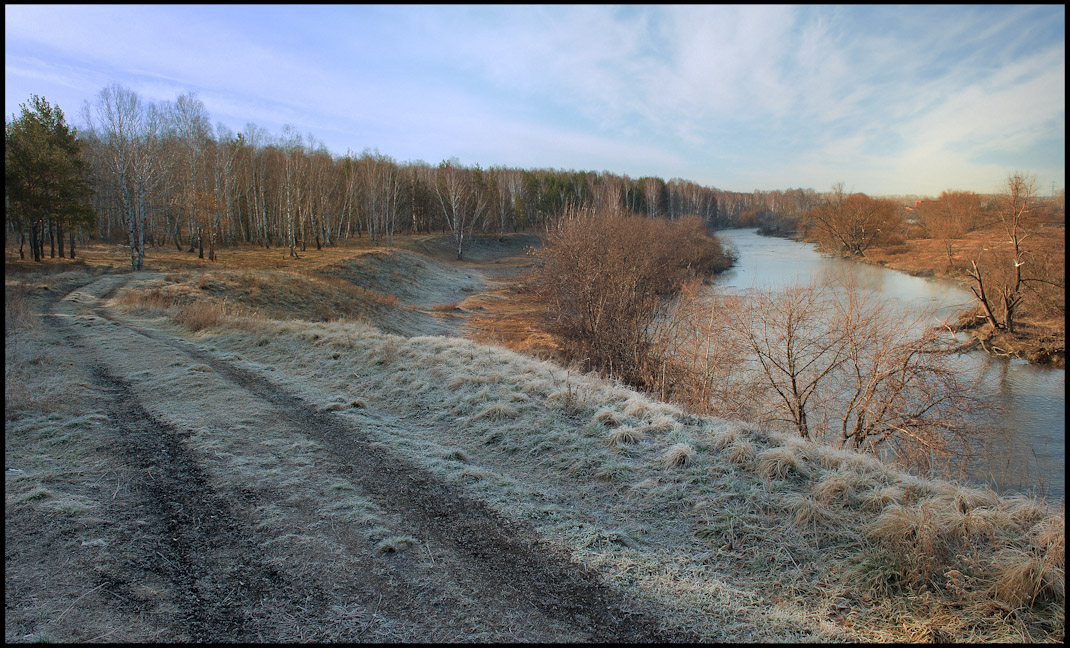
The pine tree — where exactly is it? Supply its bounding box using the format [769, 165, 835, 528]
[6, 95, 95, 261]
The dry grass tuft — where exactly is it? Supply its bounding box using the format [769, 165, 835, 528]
[708, 421, 756, 452]
[644, 414, 681, 434]
[814, 444, 884, 474]
[592, 407, 623, 428]
[606, 425, 645, 446]
[989, 546, 1063, 608]
[661, 443, 696, 469]
[471, 403, 519, 422]
[173, 300, 226, 331]
[448, 374, 484, 390]
[113, 285, 181, 313]
[756, 446, 810, 479]
[813, 469, 870, 506]
[785, 493, 835, 529]
[725, 439, 756, 466]
[860, 485, 906, 511]
[375, 535, 418, 553]
[621, 396, 658, 420]
[1000, 494, 1050, 527]
[864, 501, 956, 589]
[442, 448, 470, 462]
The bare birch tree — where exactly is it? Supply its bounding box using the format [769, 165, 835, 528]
[433, 158, 473, 260]
[82, 83, 162, 270]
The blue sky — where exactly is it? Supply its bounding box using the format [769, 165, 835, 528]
[5, 4, 1065, 196]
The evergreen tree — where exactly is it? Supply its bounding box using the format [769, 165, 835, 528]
[5, 95, 95, 261]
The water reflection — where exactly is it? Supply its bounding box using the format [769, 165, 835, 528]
[713, 228, 1065, 497]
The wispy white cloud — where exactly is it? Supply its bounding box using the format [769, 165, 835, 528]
[5, 4, 1064, 195]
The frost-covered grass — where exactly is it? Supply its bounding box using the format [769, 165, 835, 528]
[16, 240, 1059, 642]
[177, 310, 1064, 643]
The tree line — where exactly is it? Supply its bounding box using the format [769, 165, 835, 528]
[1, 86, 893, 269]
[7, 85, 757, 268]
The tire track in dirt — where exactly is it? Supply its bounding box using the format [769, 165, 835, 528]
[90, 365, 308, 642]
[82, 285, 697, 641]
[45, 275, 546, 641]
[39, 276, 339, 641]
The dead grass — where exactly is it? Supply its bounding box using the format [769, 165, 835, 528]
[5, 282, 39, 335]
[173, 301, 227, 331]
[756, 446, 810, 479]
[202, 312, 1061, 642]
[463, 283, 561, 361]
[607, 425, 645, 446]
[661, 443, 696, 468]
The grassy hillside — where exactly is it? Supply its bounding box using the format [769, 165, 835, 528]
[6, 236, 1064, 642]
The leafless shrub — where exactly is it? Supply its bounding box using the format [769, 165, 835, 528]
[803, 184, 903, 257]
[530, 207, 733, 389]
[666, 273, 988, 476]
[966, 173, 1064, 335]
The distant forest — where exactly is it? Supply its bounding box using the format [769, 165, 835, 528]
[9, 83, 1062, 265]
[7, 85, 833, 258]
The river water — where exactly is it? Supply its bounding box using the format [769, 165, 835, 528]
[711, 228, 1065, 498]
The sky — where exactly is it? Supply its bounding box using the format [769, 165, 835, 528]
[5, 4, 1065, 197]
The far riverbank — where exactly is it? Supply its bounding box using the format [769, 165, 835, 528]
[807, 229, 1065, 368]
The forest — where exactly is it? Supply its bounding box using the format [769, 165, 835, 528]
[6, 85, 821, 263]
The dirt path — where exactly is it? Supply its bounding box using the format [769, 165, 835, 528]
[31, 273, 694, 642]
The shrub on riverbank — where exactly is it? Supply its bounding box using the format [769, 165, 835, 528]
[530, 209, 734, 389]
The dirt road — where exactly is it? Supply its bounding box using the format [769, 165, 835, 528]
[12, 272, 695, 642]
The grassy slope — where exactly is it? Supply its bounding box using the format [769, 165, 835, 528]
[6, 237, 1065, 642]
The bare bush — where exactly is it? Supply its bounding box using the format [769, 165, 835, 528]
[530, 208, 733, 388]
[965, 173, 1064, 335]
[916, 190, 982, 266]
[804, 184, 903, 257]
[662, 275, 988, 474]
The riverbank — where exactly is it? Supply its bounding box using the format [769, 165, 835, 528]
[848, 230, 1065, 368]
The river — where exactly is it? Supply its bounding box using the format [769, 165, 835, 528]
[711, 228, 1065, 498]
